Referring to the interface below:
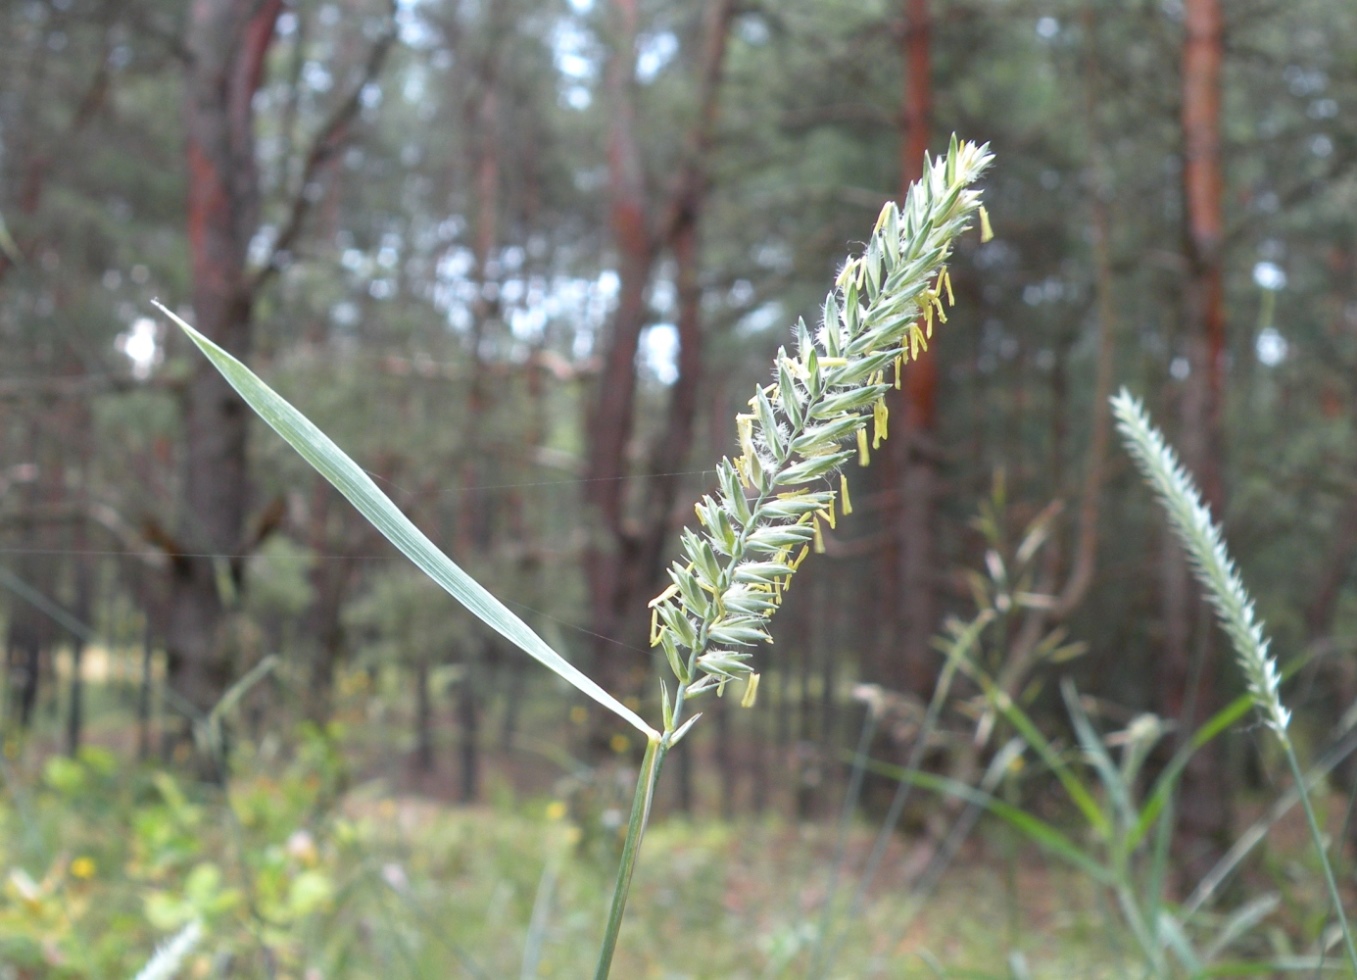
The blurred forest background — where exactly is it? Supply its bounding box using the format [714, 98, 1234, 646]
[3, 0, 1357, 973]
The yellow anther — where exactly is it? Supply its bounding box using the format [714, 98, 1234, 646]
[857, 427, 870, 466]
[840, 474, 853, 515]
[737, 415, 755, 460]
[874, 202, 891, 234]
[979, 206, 994, 243]
[741, 673, 761, 708]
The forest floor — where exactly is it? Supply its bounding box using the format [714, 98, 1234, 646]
[4, 670, 1347, 976]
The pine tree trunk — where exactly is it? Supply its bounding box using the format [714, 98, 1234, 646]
[1164, 0, 1231, 872]
[878, 0, 937, 698]
[166, 0, 282, 725]
[582, 0, 734, 751]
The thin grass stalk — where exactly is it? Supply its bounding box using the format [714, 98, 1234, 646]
[1145, 787, 1175, 964]
[909, 737, 1025, 912]
[1112, 389, 1357, 971]
[1115, 878, 1167, 977]
[593, 735, 665, 980]
[1060, 682, 1173, 967]
[1186, 727, 1357, 916]
[1280, 747, 1354, 965]
[520, 842, 563, 980]
[812, 611, 990, 978]
[806, 702, 880, 978]
[372, 857, 489, 977]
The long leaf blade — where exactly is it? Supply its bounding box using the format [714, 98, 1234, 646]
[156, 301, 657, 739]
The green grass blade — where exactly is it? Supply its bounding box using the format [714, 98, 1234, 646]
[157, 302, 657, 740]
[866, 762, 1116, 886]
[1131, 689, 1254, 850]
[987, 682, 1110, 837]
[1061, 680, 1134, 831]
[1133, 649, 1315, 854]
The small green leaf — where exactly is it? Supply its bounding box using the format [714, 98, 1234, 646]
[659, 631, 688, 683]
[668, 712, 702, 746]
[671, 565, 709, 618]
[752, 492, 833, 523]
[789, 415, 867, 456]
[719, 459, 752, 525]
[777, 449, 855, 486]
[777, 356, 804, 431]
[658, 600, 698, 649]
[707, 624, 771, 648]
[803, 382, 890, 415]
[755, 386, 784, 459]
[733, 561, 792, 585]
[720, 589, 778, 616]
[744, 523, 816, 553]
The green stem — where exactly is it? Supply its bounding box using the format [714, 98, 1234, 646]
[1282, 736, 1357, 971]
[593, 734, 667, 980]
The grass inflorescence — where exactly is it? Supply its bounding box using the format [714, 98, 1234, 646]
[1112, 388, 1357, 971]
[648, 137, 994, 737]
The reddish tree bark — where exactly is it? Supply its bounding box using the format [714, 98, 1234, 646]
[1164, 0, 1231, 870]
[582, 0, 735, 735]
[450, 55, 508, 801]
[165, 0, 283, 726]
[1181, 0, 1227, 513]
[876, 0, 936, 697]
[166, 1, 392, 732]
[583, 0, 654, 694]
